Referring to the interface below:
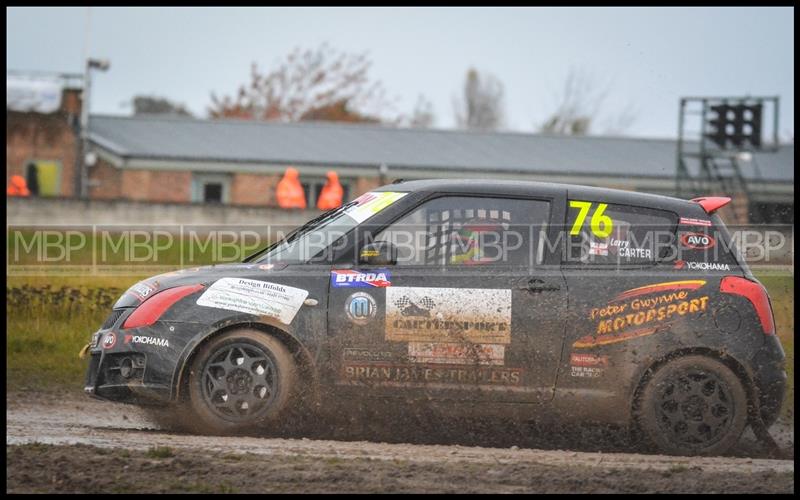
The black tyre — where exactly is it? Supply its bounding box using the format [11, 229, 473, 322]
[187, 328, 298, 435]
[637, 355, 748, 456]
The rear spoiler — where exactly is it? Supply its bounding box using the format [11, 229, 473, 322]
[690, 196, 731, 215]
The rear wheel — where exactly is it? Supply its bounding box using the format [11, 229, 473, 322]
[636, 355, 748, 456]
[187, 329, 298, 435]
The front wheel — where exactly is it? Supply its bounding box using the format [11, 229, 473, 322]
[187, 328, 298, 435]
[636, 355, 748, 456]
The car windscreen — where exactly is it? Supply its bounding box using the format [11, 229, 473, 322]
[246, 191, 408, 264]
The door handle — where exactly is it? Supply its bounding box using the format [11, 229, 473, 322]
[523, 278, 560, 293]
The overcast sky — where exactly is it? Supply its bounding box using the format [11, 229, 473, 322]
[6, 6, 795, 139]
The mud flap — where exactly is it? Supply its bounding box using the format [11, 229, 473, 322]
[748, 388, 783, 458]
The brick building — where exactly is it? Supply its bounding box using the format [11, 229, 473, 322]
[6, 86, 82, 198]
[7, 88, 795, 223]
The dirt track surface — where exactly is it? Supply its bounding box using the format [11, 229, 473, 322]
[6, 392, 795, 493]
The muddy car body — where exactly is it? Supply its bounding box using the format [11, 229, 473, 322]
[83, 179, 786, 455]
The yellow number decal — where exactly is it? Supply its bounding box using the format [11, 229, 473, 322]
[569, 201, 593, 235]
[591, 203, 613, 238]
[569, 201, 614, 238]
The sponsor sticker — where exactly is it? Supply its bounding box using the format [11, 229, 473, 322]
[341, 363, 523, 387]
[674, 260, 730, 271]
[345, 191, 408, 224]
[575, 280, 709, 349]
[331, 269, 392, 288]
[196, 278, 308, 325]
[343, 348, 396, 362]
[128, 281, 158, 302]
[345, 292, 378, 325]
[680, 232, 716, 250]
[124, 334, 169, 348]
[679, 217, 713, 227]
[102, 332, 116, 350]
[570, 353, 608, 378]
[386, 287, 512, 344]
[408, 342, 505, 365]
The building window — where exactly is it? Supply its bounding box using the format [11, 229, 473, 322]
[192, 173, 230, 204]
[301, 178, 351, 208]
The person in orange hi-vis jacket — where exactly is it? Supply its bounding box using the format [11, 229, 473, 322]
[7, 175, 31, 197]
[317, 170, 344, 210]
[275, 167, 306, 209]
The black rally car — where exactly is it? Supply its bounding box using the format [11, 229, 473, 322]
[83, 179, 786, 455]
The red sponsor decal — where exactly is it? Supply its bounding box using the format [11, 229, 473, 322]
[674, 260, 686, 270]
[680, 232, 716, 250]
[570, 353, 609, 367]
[679, 217, 712, 227]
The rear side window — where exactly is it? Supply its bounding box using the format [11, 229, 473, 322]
[564, 200, 677, 266]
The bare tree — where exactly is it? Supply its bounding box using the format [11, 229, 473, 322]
[208, 43, 399, 123]
[538, 68, 637, 136]
[453, 68, 505, 130]
[125, 95, 193, 117]
[406, 94, 436, 128]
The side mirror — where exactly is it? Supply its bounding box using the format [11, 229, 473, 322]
[359, 241, 397, 266]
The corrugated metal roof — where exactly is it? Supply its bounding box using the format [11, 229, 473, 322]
[88, 114, 794, 181]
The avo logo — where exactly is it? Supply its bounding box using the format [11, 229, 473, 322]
[680, 232, 715, 250]
[102, 332, 117, 349]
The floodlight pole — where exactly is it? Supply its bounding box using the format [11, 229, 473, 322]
[78, 58, 109, 199]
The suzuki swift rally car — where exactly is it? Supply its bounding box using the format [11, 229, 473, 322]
[83, 180, 786, 456]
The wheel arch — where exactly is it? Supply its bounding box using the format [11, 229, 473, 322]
[172, 321, 318, 404]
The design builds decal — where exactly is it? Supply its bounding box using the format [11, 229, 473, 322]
[196, 278, 308, 325]
[386, 287, 512, 344]
[331, 269, 392, 288]
[408, 342, 505, 366]
[345, 191, 408, 224]
[345, 292, 377, 325]
[574, 280, 709, 349]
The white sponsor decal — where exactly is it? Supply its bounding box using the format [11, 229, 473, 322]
[685, 261, 731, 271]
[125, 335, 169, 347]
[618, 246, 652, 259]
[386, 287, 512, 344]
[408, 342, 505, 365]
[129, 282, 157, 301]
[345, 191, 408, 224]
[196, 278, 308, 325]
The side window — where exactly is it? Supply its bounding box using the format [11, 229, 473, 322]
[374, 196, 550, 268]
[564, 200, 676, 266]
